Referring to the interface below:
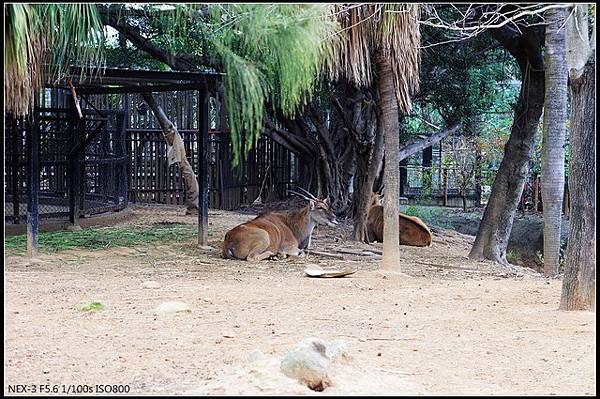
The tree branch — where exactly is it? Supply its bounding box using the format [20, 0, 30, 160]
[98, 5, 221, 71]
[398, 124, 462, 161]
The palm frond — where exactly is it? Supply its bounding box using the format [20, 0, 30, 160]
[208, 4, 339, 165]
[4, 4, 105, 116]
[327, 4, 421, 113]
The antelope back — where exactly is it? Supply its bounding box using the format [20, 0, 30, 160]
[398, 213, 432, 247]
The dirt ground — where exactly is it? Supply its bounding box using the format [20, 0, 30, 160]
[4, 204, 596, 395]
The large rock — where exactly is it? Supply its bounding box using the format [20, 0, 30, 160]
[280, 337, 348, 391]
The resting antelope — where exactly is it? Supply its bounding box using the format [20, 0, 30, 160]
[367, 192, 432, 247]
[222, 188, 338, 261]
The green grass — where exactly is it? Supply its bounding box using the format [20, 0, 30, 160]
[402, 205, 453, 229]
[80, 302, 104, 312]
[506, 250, 522, 264]
[4, 223, 198, 254]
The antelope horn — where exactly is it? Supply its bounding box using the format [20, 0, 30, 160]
[296, 186, 317, 200]
[287, 190, 313, 201]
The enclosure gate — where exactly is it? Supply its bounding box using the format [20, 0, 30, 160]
[4, 107, 128, 224]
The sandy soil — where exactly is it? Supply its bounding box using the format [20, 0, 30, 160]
[4, 204, 596, 395]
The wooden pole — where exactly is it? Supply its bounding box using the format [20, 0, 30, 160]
[27, 108, 40, 259]
[198, 89, 210, 248]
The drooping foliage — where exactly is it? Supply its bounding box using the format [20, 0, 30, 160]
[207, 4, 340, 164]
[4, 4, 105, 116]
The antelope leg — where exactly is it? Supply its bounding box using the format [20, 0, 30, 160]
[247, 250, 276, 262]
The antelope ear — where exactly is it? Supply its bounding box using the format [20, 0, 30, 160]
[309, 201, 315, 210]
[323, 197, 329, 205]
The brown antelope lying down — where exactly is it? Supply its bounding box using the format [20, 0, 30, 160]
[222, 188, 338, 261]
[367, 192, 432, 247]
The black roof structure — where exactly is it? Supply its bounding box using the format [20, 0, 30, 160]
[17, 65, 222, 257]
[46, 65, 223, 94]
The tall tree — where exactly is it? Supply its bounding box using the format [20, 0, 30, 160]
[376, 52, 401, 268]
[329, 5, 420, 264]
[541, 7, 568, 276]
[560, 4, 596, 310]
[468, 23, 546, 265]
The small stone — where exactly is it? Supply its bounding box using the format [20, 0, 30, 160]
[42, 369, 50, 374]
[153, 301, 191, 315]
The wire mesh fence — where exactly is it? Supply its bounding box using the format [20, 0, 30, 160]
[4, 107, 128, 224]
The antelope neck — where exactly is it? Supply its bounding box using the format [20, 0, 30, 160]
[287, 205, 315, 244]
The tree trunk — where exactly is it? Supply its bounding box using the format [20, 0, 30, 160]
[353, 112, 384, 241]
[376, 52, 400, 270]
[468, 26, 545, 265]
[541, 7, 568, 277]
[142, 92, 199, 214]
[560, 4, 595, 310]
[533, 172, 540, 212]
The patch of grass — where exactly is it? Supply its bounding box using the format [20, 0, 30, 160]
[402, 205, 452, 229]
[506, 250, 522, 264]
[80, 302, 104, 312]
[4, 224, 197, 254]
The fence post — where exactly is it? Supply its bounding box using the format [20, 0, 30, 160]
[442, 168, 448, 207]
[69, 99, 81, 227]
[198, 89, 210, 248]
[12, 118, 21, 224]
[27, 109, 40, 259]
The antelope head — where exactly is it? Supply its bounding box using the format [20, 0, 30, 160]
[370, 191, 383, 207]
[288, 187, 338, 227]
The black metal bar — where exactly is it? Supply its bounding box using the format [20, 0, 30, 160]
[11, 117, 21, 224]
[68, 97, 81, 226]
[62, 65, 223, 84]
[77, 83, 215, 95]
[27, 110, 40, 258]
[198, 89, 210, 247]
[69, 119, 107, 155]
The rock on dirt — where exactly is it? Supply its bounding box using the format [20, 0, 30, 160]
[280, 337, 348, 391]
[153, 301, 191, 315]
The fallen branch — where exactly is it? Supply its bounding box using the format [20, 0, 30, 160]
[414, 260, 477, 271]
[306, 250, 345, 259]
[335, 248, 382, 257]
